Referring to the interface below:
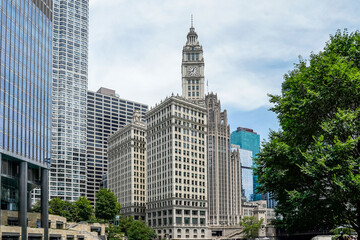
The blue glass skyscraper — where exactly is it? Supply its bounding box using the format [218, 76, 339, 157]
[0, 0, 52, 239]
[230, 127, 261, 201]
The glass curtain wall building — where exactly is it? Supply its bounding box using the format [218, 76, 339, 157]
[0, 0, 52, 239]
[230, 127, 261, 201]
[50, 0, 89, 201]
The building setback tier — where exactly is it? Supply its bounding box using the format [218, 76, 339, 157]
[86, 88, 147, 205]
[146, 96, 211, 239]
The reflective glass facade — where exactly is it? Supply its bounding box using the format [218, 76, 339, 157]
[0, 0, 52, 238]
[0, 0, 52, 165]
[239, 148, 253, 201]
[230, 127, 261, 201]
[50, 0, 89, 201]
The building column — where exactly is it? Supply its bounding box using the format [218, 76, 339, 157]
[19, 161, 28, 240]
[41, 168, 49, 240]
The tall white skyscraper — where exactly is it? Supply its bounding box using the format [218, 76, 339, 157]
[50, 0, 89, 201]
[145, 22, 211, 240]
[108, 111, 147, 220]
[146, 96, 209, 239]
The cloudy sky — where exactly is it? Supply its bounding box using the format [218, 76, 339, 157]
[88, 0, 360, 141]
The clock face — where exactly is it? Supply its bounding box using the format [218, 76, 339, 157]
[188, 66, 199, 76]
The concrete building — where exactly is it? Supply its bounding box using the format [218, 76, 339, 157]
[0, 0, 52, 239]
[206, 93, 242, 226]
[1, 211, 108, 240]
[242, 200, 276, 229]
[108, 111, 147, 220]
[86, 87, 147, 204]
[231, 144, 253, 201]
[50, 0, 89, 201]
[146, 95, 210, 239]
[229, 146, 242, 224]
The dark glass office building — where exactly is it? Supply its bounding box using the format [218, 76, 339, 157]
[0, 0, 52, 239]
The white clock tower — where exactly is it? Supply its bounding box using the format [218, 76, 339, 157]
[182, 18, 205, 101]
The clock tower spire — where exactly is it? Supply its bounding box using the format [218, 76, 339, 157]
[182, 17, 205, 102]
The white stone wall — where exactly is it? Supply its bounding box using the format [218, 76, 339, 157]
[146, 96, 211, 239]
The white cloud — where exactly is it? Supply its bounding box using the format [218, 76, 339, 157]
[88, 0, 360, 110]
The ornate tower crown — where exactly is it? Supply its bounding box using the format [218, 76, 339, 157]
[181, 15, 205, 102]
[186, 16, 199, 46]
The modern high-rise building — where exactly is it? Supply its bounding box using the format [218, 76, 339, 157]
[231, 127, 262, 201]
[87, 87, 147, 204]
[0, 0, 52, 239]
[50, 0, 89, 201]
[108, 111, 147, 220]
[146, 96, 209, 239]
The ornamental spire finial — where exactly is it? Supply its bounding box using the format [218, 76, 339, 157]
[191, 14, 193, 28]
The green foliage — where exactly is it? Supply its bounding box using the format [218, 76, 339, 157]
[127, 220, 157, 240]
[49, 197, 66, 216]
[61, 201, 77, 222]
[119, 216, 134, 236]
[49, 197, 94, 222]
[239, 216, 264, 239]
[106, 224, 124, 240]
[74, 196, 94, 222]
[31, 200, 41, 213]
[95, 188, 121, 221]
[255, 29, 360, 235]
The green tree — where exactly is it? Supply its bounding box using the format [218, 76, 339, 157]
[119, 216, 134, 236]
[239, 216, 264, 239]
[49, 197, 65, 216]
[255, 30, 360, 236]
[31, 200, 41, 213]
[106, 224, 124, 240]
[62, 201, 77, 222]
[74, 196, 94, 222]
[127, 220, 157, 240]
[95, 188, 121, 221]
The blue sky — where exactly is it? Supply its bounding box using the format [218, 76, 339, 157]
[88, 0, 360, 142]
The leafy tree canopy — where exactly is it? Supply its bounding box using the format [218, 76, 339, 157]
[49, 197, 66, 216]
[119, 216, 134, 236]
[95, 188, 121, 221]
[255, 30, 360, 236]
[74, 196, 94, 222]
[106, 224, 124, 240]
[240, 216, 264, 239]
[127, 220, 157, 240]
[49, 197, 94, 222]
[31, 200, 41, 213]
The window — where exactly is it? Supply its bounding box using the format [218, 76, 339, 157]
[176, 217, 182, 224]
